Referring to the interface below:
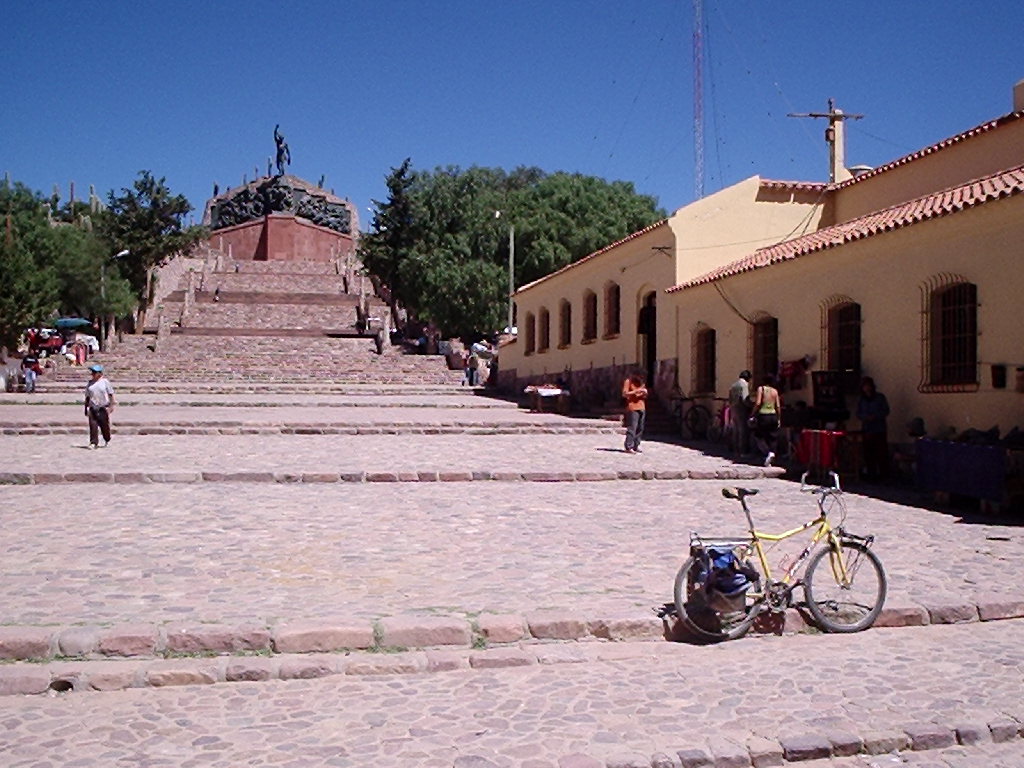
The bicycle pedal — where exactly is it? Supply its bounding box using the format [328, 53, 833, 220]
[655, 603, 678, 619]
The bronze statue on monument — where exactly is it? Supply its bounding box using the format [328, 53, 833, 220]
[274, 124, 291, 176]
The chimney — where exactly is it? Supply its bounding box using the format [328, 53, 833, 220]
[1015, 78, 1024, 112]
[827, 111, 853, 184]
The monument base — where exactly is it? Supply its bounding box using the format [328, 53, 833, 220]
[209, 213, 354, 262]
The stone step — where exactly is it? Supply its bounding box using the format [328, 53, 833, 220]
[2, 424, 621, 436]
[185, 272, 356, 293]
[165, 290, 367, 306]
[29, 385, 476, 397]
[207, 260, 344, 275]
[0, 596, 1017, 672]
[173, 325, 365, 337]
[181, 302, 365, 329]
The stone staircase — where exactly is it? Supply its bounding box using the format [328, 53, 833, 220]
[36, 252, 463, 393]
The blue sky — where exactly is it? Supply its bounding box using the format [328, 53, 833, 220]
[2, 1, 1022, 230]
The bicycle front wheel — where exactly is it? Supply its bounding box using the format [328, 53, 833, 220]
[683, 405, 712, 440]
[674, 556, 762, 641]
[803, 540, 886, 632]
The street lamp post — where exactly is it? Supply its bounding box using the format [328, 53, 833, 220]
[495, 211, 515, 333]
[100, 249, 129, 351]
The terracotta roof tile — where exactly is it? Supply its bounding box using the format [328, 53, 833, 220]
[758, 179, 828, 192]
[514, 219, 669, 294]
[668, 164, 1024, 293]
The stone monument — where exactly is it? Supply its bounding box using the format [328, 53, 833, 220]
[199, 128, 358, 263]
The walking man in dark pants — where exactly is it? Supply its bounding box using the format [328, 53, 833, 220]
[85, 364, 115, 449]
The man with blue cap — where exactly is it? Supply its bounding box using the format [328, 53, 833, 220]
[84, 364, 115, 448]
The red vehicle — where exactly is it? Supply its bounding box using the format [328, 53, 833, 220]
[27, 329, 65, 358]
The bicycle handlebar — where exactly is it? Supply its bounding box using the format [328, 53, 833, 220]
[799, 471, 841, 494]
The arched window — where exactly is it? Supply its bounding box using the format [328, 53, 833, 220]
[603, 282, 621, 337]
[582, 290, 598, 342]
[925, 279, 978, 388]
[820, 297, 861, 387]
[750, 315, 778, 385]
[538, 308, 550, 352]
[558, 299, 572, 348]
[524, 312, 536, 355]
[692, 325, 716, 394]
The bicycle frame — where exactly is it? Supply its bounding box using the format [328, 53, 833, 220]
[746, 511, 835, 586]
[710, 475, 853, 591]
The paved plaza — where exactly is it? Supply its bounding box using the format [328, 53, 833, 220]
[1, 389, 1022, 766]
[1, 622, 1023, 767]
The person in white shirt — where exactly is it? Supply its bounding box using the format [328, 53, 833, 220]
[84, 364, 115, 448]
[727, 370, 752, 456]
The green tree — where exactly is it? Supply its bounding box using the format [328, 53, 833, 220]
[47, 225, 135, 320]
[99, 171, 207, 329]
[0, 182, 59, 348]
[360, 158, 418, 325]
[360, 163, 664, 339]
[0, 231, 59, 350]
[1, 180, 136, 339]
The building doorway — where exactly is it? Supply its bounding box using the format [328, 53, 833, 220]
[638, 291, 657, 386]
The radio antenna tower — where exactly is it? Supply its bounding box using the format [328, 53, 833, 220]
[693, 0, 705, 200]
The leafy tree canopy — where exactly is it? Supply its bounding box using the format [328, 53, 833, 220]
[0, 180, 136, 349]
[360, 162, 664, 339]
[98, 171, 207, 307]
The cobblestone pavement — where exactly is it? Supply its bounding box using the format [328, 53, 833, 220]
[2, 388, 1022, 767]
[1, 621, 1022, 767]
[0, 476, 1020, 627]
[0, 394, 553, 431]
[0, 391, 518, 411]
[0, 433, 754, 476]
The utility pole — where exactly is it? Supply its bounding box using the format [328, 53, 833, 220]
[508, 224, 515, 332]
[496, 210, 515, 332]
[788, 100, 864, 183]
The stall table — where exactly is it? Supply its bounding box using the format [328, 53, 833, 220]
[524, 386, 570, 414]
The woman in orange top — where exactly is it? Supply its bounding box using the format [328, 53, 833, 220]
[622, 370, 648, 454]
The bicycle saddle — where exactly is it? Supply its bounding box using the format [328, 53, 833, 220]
[722, 487, 759, 500]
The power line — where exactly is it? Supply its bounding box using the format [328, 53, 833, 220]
[588, 15, 668, 178]
[848, 123, 914, 153]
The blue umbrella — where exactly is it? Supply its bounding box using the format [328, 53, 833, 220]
[54, 317, 93, 330]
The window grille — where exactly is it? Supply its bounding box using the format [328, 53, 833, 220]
[604, 282, 621, 337]
[524, 312, 536, 355]
[538, 308, 550, 352]
[583, 291, 598, 342]
[750, 316, 778, 384]
[922, 277, 978, 390]
[820, 297, 861, 391]
[559, 300, 572, 348]
[692, 326, 716, 394]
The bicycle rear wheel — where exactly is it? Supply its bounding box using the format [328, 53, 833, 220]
[683, 404, 712, 440]
[673, 555, 763, 641]
[707, 416, 724, 443]
[803, 540, 886, 632]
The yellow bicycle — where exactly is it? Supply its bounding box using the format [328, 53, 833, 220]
[674, 472, 887, 641]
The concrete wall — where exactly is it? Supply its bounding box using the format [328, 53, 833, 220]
[832, 117, 1024, 224]
[210, 220, 264, 261]
[504, 222, 676, 402]
[668, 194, 1024, 439]
[501, 177, 825, 404]
[207, 215, 355, 262]
[670, 176, 825, 285]
[264, 214, 356, 262]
